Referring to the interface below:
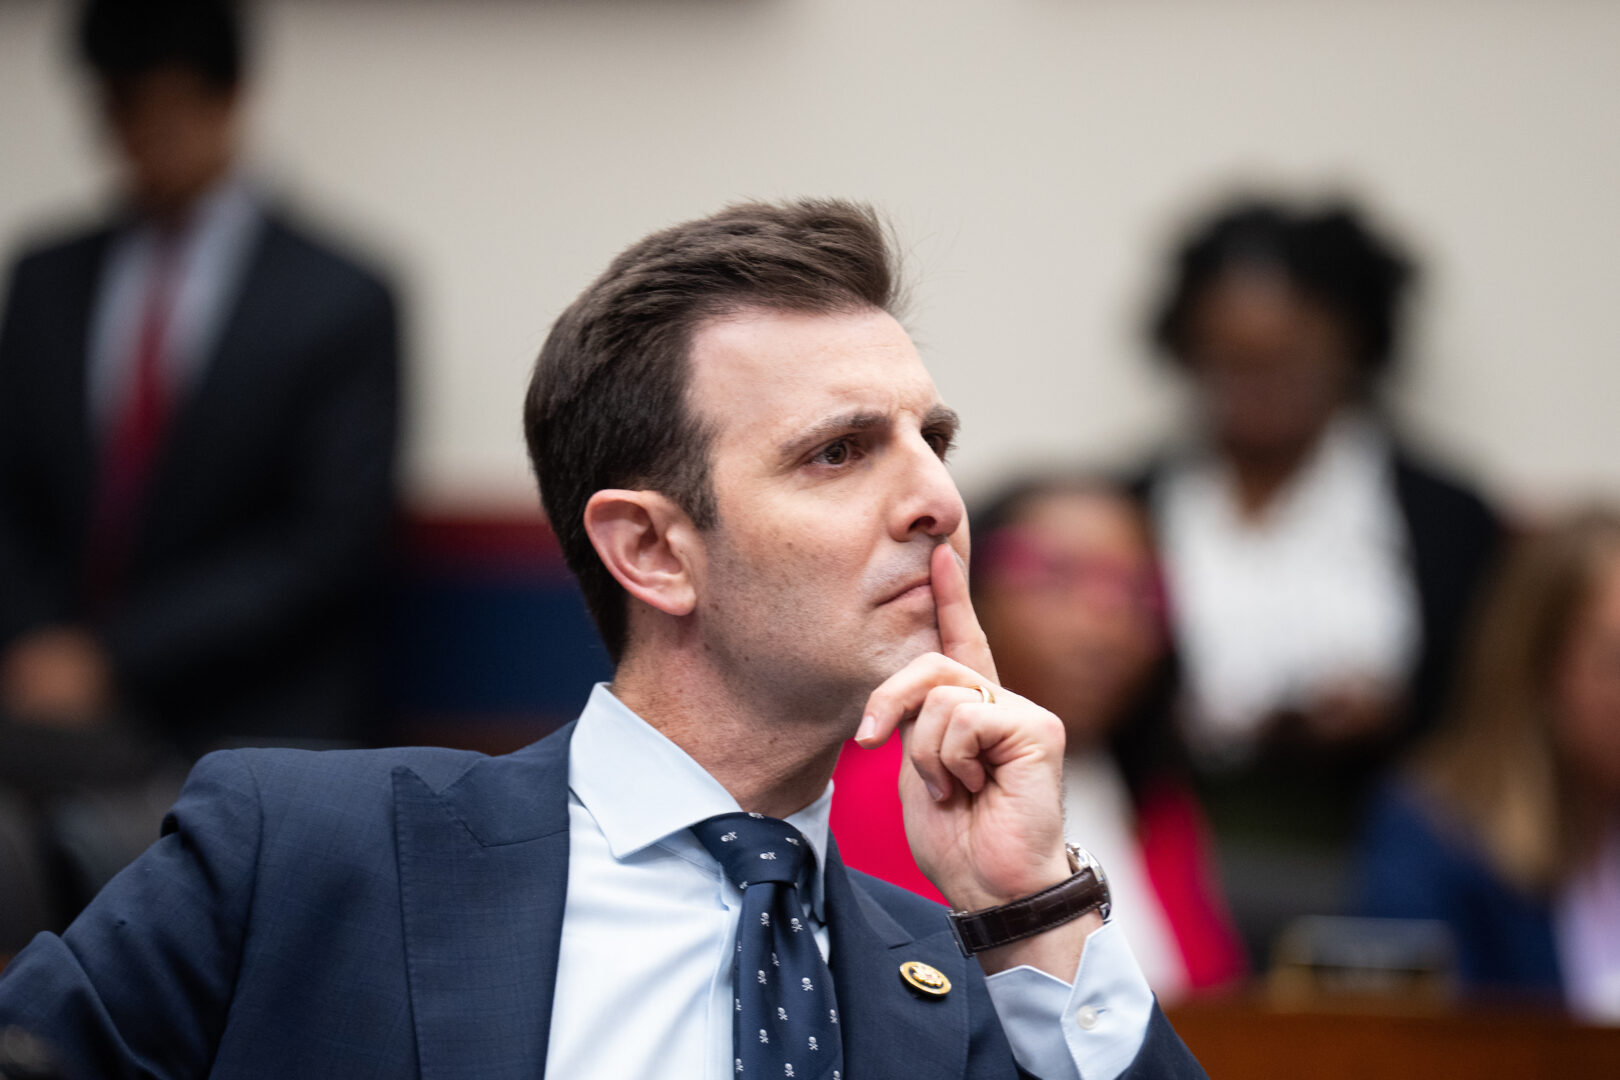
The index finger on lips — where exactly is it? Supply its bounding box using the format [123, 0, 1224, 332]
[931, 541, 997, 682]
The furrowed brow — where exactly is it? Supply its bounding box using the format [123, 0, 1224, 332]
[776, 411, 888, 466]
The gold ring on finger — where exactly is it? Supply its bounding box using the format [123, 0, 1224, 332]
[972, 683, 997, 705]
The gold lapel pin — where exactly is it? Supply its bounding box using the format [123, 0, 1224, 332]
[899, 960, 951, 997]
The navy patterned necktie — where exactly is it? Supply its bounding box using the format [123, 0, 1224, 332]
[691, 812, 844, 1080]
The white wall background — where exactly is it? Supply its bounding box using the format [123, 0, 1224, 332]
[2, 0, 1616, 512]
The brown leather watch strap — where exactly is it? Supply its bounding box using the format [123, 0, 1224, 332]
[946, 845, 1111, 956]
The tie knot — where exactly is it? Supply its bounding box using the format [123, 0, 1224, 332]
[691, 812, 814, 891]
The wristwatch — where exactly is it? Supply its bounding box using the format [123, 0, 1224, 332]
[946, 844, 1111, 956]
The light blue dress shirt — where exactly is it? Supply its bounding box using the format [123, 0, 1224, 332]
[546, 684, 1154, 1079]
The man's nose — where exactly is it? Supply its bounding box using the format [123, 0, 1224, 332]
[890, 436, 965, 541]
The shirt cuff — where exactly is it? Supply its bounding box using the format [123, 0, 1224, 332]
[982, 921, 1155, 1080]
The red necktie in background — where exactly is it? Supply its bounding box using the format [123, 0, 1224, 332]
[86, 237, 183, 609]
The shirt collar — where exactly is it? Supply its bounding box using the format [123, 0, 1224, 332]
[568, 683, 833, 920]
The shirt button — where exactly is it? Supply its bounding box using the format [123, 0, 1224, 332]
[1075, 1005, 1100, 1030]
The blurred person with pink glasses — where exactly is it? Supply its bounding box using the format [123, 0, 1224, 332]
[833, 477, 1246, 999]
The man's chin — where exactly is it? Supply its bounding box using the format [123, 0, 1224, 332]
[871, 626, 944, 680]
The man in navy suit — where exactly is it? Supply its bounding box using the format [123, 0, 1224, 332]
[0, 200, 1202, 1079]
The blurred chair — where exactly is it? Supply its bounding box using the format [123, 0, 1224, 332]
[1356, 508, 1620, 1022]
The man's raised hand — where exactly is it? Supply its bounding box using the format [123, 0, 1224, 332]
[854, 542, 1070, 916]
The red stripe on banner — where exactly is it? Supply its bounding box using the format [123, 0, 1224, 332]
[401, 509, 570, 576]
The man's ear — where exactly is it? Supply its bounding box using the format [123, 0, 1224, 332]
[582, 489, 698, 617]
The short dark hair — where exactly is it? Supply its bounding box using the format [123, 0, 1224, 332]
[523, 199, 900, 662]
[77, 0, 247, 92]
[1150, 197, 1415, 379]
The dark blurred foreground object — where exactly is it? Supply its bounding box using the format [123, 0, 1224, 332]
[1132, 194, 1504, 963]
[0, 714, 188, 954]
[0, 0, 400, 949]
[1357, 509, 1620, 1022]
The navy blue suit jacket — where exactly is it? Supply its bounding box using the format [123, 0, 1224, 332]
[0, 724, 1203, 1079]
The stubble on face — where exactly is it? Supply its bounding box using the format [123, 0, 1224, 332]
[696, 520, 945, 722]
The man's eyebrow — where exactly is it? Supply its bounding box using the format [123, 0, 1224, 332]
[775, 404, 961, 465]
[777, 411, 889, 464]
[922, 404, 962, 435]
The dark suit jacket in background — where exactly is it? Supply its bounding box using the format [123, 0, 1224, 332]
[0, 724, 1205, 1079]
[1385, 451, 1506, 741]
[0, 208, 400, 748]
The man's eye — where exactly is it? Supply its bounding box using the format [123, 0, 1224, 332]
[812, 439, 852, 466]
[924, 430, 956, 460]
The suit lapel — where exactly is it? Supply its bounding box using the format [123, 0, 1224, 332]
[823, 840, 972, 1077]
[394, 724, 576, 1080]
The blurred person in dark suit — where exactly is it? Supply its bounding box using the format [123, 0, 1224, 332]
[1131, 197, 1504, 961]
[1358, 509, 1620, 1021]
[0, 0, 400, 948]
